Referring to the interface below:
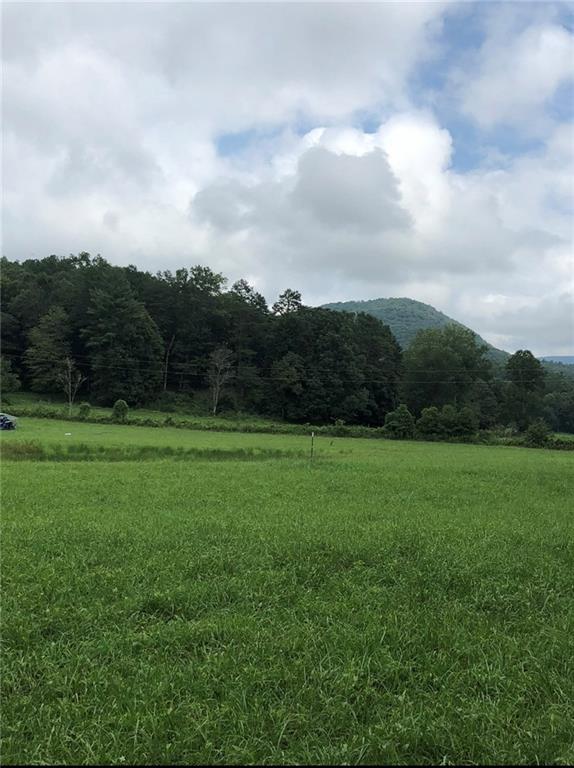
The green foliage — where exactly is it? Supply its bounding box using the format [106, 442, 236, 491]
[24, 306, 71, 392]
[416, 406, 442, 439]
[83, 281, 164, 405]
[1, 254, 569, 432]
[402, 324, 491, 415]
[416, 404, 479, 441]
[1, 356, 21, 393]
[456, 405, 480, 438]
[524, 418, 550, 447]
[112, 399, 129, 422]
[268, 351, 306, 421]
[384, 404, 415, 439]
[323, 296, 508, 362]
[272, 288, 302, 315]
[504, 351, 546, 431]
[266, 308, 401, 424]
[543, 388, 574, 433]
[507, 350, 545, 393]
[78, 402, 91, 420]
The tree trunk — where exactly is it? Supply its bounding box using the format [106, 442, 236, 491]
[163, 334, 175, 392]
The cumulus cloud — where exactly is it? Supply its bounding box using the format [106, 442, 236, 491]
[460, 292, 574, 357]
[190, 113, 566, 290]
[455, 7, 574, 130]
[1, 1, 573, 354]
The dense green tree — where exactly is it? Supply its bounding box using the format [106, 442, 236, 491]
[272, 289, 302, 316]
[402, 325, 492, 414]
[543, 388, 574, 433]
[268, 352, 306, 421]
[456, 406, 480, 438]
[505, 350, 546, 430]
[160, 266, 227, 392]
[2, 253, 569, 432]
[24, 306, 72, 392]
[0, 356, 21, 393]
[384, 404, 415, 439]
[416, 406, 442, 439]
[83, 282, 164, 404]
[506, 350, 545, 392]
[467, 379, 500, 428]
[351, 312, 402, 423]
[223, 280, 269, 410]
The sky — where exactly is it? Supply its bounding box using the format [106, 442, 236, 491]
[2, 1, 573, 356]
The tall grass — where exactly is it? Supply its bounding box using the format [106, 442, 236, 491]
[1, 440, 307, 463]
[2, 426, 573, 765]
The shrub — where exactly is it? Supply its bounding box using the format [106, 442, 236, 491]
[384, 404, 415, 439]
[416, 406, 442, 439]
[439, 404, 459, 438]
[442, 405, 478, 439]
[417, 405, 479, 441]
[112, 399, 129, 423]
[78, 402, 91, 420]
[524, 418, 550, 448]
[331, 418, 348, 437]
[547, 437, 574, 451]
[456, 406, 479, 438]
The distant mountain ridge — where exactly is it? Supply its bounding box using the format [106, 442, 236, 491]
[541, 356, 574, 365]
[322, 297, 509, 362]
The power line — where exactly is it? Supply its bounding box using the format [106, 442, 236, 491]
[4, 353, 552, 386]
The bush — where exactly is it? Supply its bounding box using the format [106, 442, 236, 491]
[456, 406, 479, 438]
[78, 402, 91, 420]
[524, 418, 550, 447]
[331, 418, 348, 437]
[384, 404, 415, 439]
[112, 399, 129, 423]
[416, 406, 442, 439]
[417, 404, 479, 441]
[439, 404, 459, 437]
[547, 437, 574, 451]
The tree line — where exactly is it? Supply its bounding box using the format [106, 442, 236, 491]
[1, 253, 572, 433]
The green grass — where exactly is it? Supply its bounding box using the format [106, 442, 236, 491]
[2, 418, 574, 765]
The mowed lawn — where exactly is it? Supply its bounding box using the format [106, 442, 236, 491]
[1, 420, 573, 765]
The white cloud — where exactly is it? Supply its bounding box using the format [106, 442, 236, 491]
[457, 17, 574, 130]
[1, 1, 573, 354]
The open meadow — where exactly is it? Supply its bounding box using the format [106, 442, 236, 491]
[1, 418, 573, 765]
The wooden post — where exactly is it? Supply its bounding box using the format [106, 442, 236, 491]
[310, 431, 315, 461]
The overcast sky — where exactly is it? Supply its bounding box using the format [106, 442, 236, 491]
[2, 1, 573, 355]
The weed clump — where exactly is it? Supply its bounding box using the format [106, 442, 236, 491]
[112, 399, 129, 423]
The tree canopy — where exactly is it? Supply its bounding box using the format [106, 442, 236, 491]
[1, 253, 571, 432]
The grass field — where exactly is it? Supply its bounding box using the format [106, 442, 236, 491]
[2, 418, 573, 765]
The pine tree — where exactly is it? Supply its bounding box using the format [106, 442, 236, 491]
[25, 306, 72, 392]
[83, 282, 164, 404]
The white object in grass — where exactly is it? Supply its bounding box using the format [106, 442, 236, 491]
[65, 432, 72, 436]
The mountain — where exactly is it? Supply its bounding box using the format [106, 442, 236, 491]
[322, 297, 509, 362]
[541, 356, 574, 365]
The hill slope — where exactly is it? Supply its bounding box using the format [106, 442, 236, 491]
[322, 297, 509, 361]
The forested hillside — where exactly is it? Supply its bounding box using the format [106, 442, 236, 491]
[1, 254, 573, 432]
[323, 297, 509, 361]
